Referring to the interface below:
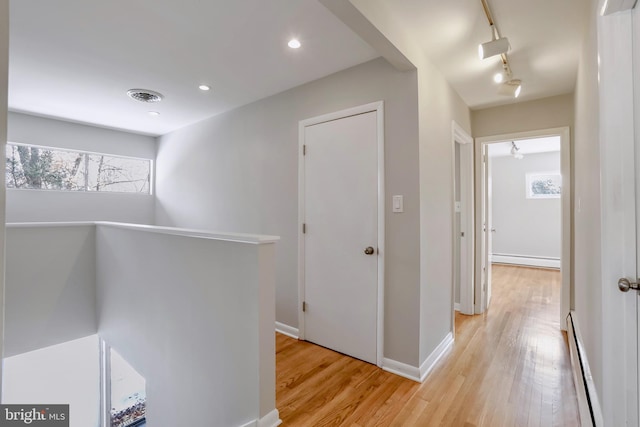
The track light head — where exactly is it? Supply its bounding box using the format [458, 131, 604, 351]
[478, 37, 510, 59]
[498, 79, 522, 98]
[510, 141, 524, 159]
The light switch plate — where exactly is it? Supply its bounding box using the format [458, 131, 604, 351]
[455, 201, 461, 213]
[392, 195, 404, 213]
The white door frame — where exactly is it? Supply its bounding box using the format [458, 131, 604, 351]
[452, 121, 475, 316]
[475, 127, 571, 327]
[297, 101, 385, 366]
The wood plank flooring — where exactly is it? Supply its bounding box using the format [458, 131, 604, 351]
[276, 264, 580, 426]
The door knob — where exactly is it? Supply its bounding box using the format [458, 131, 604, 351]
[618, 277, 640, 292]
[364, 246, 375, 255]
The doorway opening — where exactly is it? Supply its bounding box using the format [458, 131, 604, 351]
[473, 127, 571, 329]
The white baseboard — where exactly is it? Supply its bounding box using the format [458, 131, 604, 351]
[454, 303, 460, 312]
[239, 409, 282, 427]
[275, 322, 299, 339]
[567, 312, 603, 427]
[259, 409, 282, 427]
[492, 254, 560, 269]
[382, 358, 421, 382]
[382, 332, 454, 383]
[419, 332, 454, 382]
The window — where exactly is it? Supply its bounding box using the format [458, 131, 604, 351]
[526, 172, 561, 199]
[110, 348, 146, 427]
[5, 143, 151, 194]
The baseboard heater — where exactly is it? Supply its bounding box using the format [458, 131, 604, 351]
[491, 254, 560, 269]
[566, 311, 603, 427]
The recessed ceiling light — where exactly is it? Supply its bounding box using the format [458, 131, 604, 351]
[199, 85, 211, 91]
[288, 39, 301, 49]
[493, 72, 504, 84]
[148, 111, 160, 116]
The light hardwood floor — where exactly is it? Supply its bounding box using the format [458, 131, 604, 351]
[276, 264, 580, 426]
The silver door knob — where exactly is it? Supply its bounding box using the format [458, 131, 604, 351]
[618, 277, 640, 292]
[364, 246, 375, 255]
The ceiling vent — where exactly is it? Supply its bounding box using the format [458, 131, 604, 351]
[126, 89, 164, 103]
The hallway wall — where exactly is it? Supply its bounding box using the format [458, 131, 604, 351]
[156, 58, 424, 366]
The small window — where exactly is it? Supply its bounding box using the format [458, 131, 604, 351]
[110, 348, 146, 427]
[5, 143, 151, 194]
[526, 172, 561, 199]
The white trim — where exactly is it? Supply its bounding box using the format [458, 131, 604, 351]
[275, 322, 299, 339]
[259, 409, 282, 427]
[452, 121, 475, 317]
[475, 127, 571, 330]
[418, 332, 454, 382]
[7, 221, 280, 244]
[99, 338, 111, 427]
[492, 255, 561, 269]
[239, 409, 282, 427]
[382, 332, 454, 383]
[567, 312, 604, 426]
[454, 303, 460, 312]
[381, 358, 421, 382]
[297, 101, 385, 367]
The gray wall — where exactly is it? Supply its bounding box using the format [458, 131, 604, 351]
[6, 112, 156, 224]
[491, 151, 561, 259]
[471, 94, 574, 138]
[4, 224, 97, 357]
[417, 58, 472, 363]
[0, 0, 9, 391]
[155, 57, 423, 365]
[573, 0, 603, 400]
[344, 0, 473, 366]
[96, 225, 276, 427]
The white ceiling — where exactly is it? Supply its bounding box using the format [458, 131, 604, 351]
[488, 136, 561, 157]
[9, 0, 587, 137]
[8, 0, 379, 136]
[375, 0, 587, 109]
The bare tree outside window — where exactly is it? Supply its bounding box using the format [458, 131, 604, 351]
[5, 143, 151, 194]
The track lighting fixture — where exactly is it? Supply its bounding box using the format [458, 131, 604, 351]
[478, 36, 510, 60]
[479, 0, 522, 99]
[510, 141, 524, 160]
[498, 79, 522, 98]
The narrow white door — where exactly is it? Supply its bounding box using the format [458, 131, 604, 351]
[604, 4, 640, 425]
[303, 111, 378, 365]
[486, 153, 493, 309]
[479, 144, 491, 312]
[634, 4, 640, 423]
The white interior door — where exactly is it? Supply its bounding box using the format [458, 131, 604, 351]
[454, 123, 474, 316]
[302, 110, 379, 365]
[486, 153, 493, 309]
[601, 3, 639, 425]
[633, 4, 640, 424]
[479, 144, 491, 312]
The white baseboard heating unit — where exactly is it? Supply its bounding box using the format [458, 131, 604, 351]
[566, 311, 603, 427]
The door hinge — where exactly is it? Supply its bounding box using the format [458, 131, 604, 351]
[302, 301, 307, 312]
[303, 145, 306, 155]
[302, 223, 306, 234]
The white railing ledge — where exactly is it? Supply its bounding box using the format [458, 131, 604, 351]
[6, 221, 280, 245]
[7, 221, 96, 229]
